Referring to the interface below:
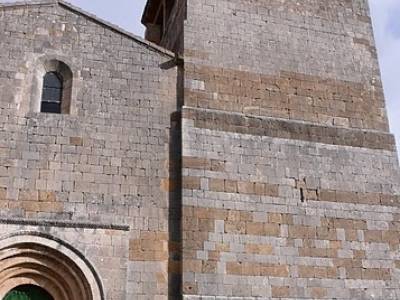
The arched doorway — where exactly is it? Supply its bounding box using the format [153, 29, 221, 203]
[0, 233, 104, 300]
[4, 285, 53, 300]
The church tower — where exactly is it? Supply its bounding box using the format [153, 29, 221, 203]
[143, 0, 400, 299]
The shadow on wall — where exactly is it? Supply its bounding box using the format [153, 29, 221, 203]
[168, 110, 182, 299]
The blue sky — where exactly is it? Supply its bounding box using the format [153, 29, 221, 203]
[369, 0, 400, 151]
[4, 0, 400, 151]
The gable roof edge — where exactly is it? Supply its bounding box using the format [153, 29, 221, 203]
[0, 0, 175, 58]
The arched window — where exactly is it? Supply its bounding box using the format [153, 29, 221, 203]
[36, 60, 73, 114]
[41, 72, 63, 113]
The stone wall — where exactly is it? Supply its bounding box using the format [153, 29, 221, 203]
[0, 2, 178, 299]
[181, 107, 400, 299]
[179, 1, 400, 298]
[1, 0, 400, 299]
[183, 0, 389, 131]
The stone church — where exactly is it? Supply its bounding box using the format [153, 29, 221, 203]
[0, 0, 399, 299]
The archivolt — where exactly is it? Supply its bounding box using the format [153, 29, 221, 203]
[0, 233, 103, 300]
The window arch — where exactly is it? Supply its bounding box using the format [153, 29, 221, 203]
[39, 60, 73, 114]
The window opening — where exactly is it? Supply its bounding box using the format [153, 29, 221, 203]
[41, 71, 63, 113]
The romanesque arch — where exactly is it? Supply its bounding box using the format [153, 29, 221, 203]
[0, 232, 104, 300]
[17, 54, 80, 116]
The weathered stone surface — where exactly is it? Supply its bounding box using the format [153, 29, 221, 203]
[174, 0, 400, 299]
[182, 0, 389, 131]
[0, 1, 177, 299]
[181, 117, 400, 299]
[0, 0, 399, 299]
